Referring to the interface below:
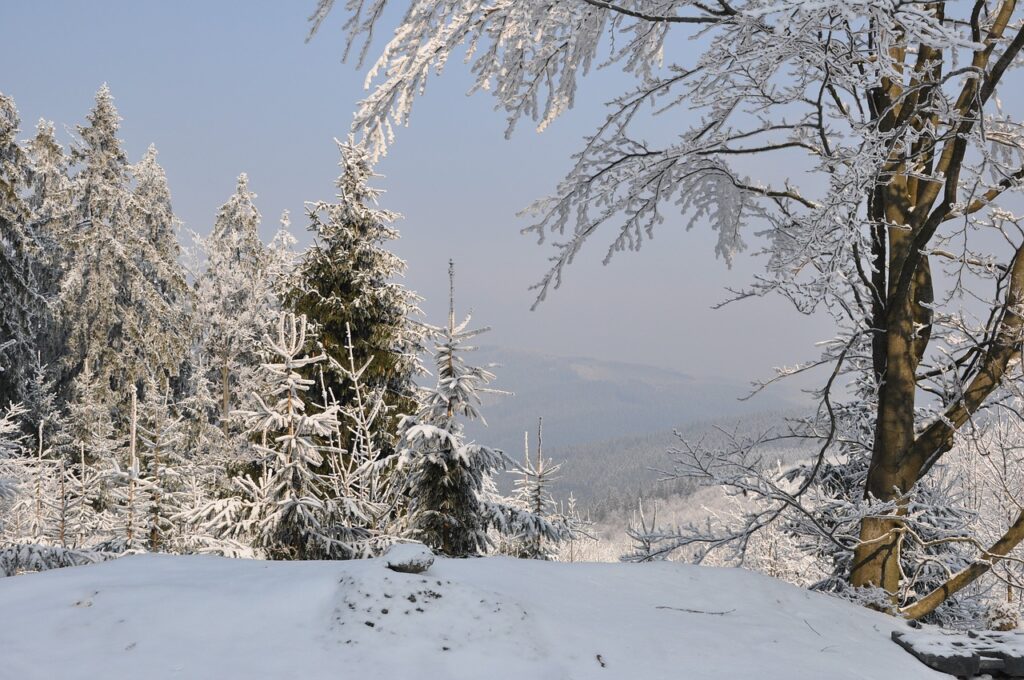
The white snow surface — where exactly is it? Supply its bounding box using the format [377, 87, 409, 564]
[0, 554, 945, 680]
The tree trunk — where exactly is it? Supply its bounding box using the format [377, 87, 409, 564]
[221, 353, 230, 434]
[852, 303, 919, 592]
[851, 192, 933, 594]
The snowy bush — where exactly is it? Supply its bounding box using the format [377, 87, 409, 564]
[987, 600, 1020, 632]
[0, 543, 112, 577]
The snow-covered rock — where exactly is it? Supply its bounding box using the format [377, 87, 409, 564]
[0, 554, 945, 680]
[384, 543, 434, 574]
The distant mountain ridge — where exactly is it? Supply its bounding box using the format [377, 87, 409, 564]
[465, 345, 801, 452]
[459, 346, 809, 509]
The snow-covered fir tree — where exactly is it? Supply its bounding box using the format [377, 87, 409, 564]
[395, 261, 515, 557]
[289, 138, 422, 459]
[174, 455, 252, 558]
[61, 84, 132, 395]
[268, 210, 299, 304]
[4, 356, 77, 547]
[0, 354, 26, 507]
[102, 386, 150, 551]
[128, 144, 191, 382]
[556, 494, 594, 563]
[0, 94, 44, 406]
[136, 378, 189, 552]
[505, 419, 570, 560]
[20, 355, 61, 457]
[62, 85, 188, 406]
[64, 441, 103, 550]
[36, 361, 120, 555]
[24, 119, 72, 373]
[172, 349, 259, 558]
[6, 418, 64, 545]
[327, 322, 402, 552]
[193, 173, 282, 433]
[61, 360, 120, 466]
[230, 312, 370, 559]
[24, 119, 71, 282]
[176, 353, 237, 492]
[0, 351, 110, 575]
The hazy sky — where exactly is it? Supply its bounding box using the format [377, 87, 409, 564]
[1, 1, 831, 389]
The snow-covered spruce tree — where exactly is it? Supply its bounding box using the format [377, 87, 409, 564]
[61, 84, 131, 396]
[56, 362, 124, 551]
[0, 349, 99, 550]
[505, 419, 571, 560]
[193, 174, 280, 433]
[4, 358, 73, 547]
[178, 355, 221, 454]
[395, 262, 515, 557]
[269, 210, 300, 305]
[25, 118, 71, 285]
[0, 94, 44, 406]
[173, 462, 254, 558]
[64, 441, 104, 550]
[24, 119, 72, 374]
[62, 85, 187, 406]
[129, 144, 192, 378]
[231, 312, 370, 559]
[0, 353, 111, 575]
[0, 454, 111, 576]
[324, 322, 403, 553]
[7, 420, 65, 546]
[0, 348, 36, 541]
[101, 386, 150, 552]
[181, 203, 297, 552]
[35, 366, 123, 560]
[289, 138, 422, 459]
[313, 0, 1024, 617]
[61, 361, 120, 467]
[19, 355, 62, 460]
[0, 392, 26, 515]
[136, 378, 189, 552]
[556, 494, 596, 563]
[172, 350, 261, 557]
[175, 353, 240, 498]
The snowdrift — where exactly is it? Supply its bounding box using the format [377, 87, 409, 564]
[0, 554, 944, 679]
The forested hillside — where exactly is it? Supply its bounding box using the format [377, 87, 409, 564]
[0, 89, 574, 571]
[539, 413, 812, 519]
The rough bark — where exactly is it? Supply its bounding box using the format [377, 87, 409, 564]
[850, 2, 1024, 600]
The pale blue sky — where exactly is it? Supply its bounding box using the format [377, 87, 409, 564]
[1, 1, 828, 389]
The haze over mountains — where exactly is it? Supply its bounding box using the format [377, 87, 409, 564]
[464, 347, 809, 511]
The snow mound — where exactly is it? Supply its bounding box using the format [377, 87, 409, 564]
[0, 554, 945, 679]
[384, 543, 434, 574]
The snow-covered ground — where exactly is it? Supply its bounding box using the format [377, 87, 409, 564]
[0, 554, 944, 679]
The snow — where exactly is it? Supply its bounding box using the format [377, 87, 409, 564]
[896, 627, 1024, 660]
[0, 555, 945, 679]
